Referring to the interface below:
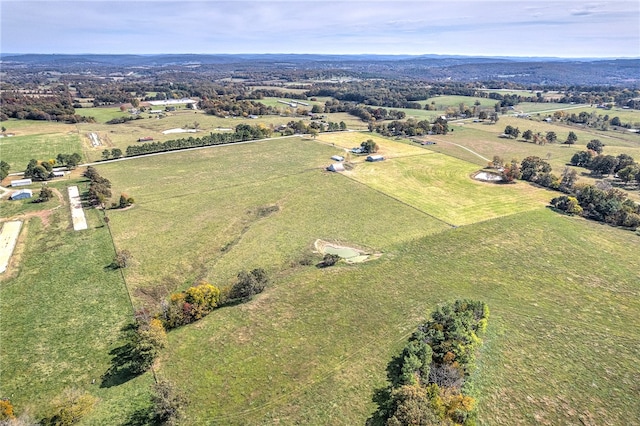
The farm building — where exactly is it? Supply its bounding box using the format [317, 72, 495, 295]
[10, 189, 33, 200]
[327, 163, 345, 172]
[366, 155, 385, 162]
[11, 178, 32, 187]
[331, 155, 344, 162]
[138, 136, 154, 142]
[52, 171, 65, 178]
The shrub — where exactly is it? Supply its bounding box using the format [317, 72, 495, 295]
[41, 389, 96, 426]
[0, 399, 15, 420]
[320, 253, 341, 267]
[229, 269, 268, 300]
[150, 379, 187, 426]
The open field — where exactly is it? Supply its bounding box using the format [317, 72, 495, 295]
[159, 208, 640, 425]
[98, 137, 449, 295]
[77, 106, 130, 123]
[0, 124, 83, 167]
[0, 200, 154, 423]
[316, 131, 427, 159]
[421, 95, 498, 110]
[2, 99, 640, 424]
[344, 152, 554, 226]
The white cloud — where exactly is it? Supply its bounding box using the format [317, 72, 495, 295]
[1, 1, 638, 56]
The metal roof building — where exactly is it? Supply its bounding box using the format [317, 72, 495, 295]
[10, 178, 32, 187]
[10, 189, 33, 200]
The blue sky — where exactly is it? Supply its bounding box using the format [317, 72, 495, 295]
[1, 0, 639, 57]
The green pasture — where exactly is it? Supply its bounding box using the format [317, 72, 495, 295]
[250, 86, 309, 95]
[421, 95, 498, 110]
[159, 208, 640, 425]
[0, 129, 83, 168]
[0, 197, 153, 423]
[511, 102, 589, 114]
[76, 106, 130, 124]
[476, 88, 539, 97]
[255, 97, 325, 110]
[98, 137, 448, 297]
[345, 152, 553, 226]
[554, 105, 640, 124]
[316, 131, 427, 159]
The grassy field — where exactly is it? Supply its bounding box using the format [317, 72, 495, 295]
[421, 95, 498, 110]
[99, 133, 638, 424]
[158, 208, 640, 425]
[2, 101, 640, 425]
[344, 152, 554, 226]
[98, 137, 449, 297]
[0, 189, 154, 423]
[77, 106, 130, 123]
[0, 122, 83, 168]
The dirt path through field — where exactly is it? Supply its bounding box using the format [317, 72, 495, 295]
[0, 188, 65, 228]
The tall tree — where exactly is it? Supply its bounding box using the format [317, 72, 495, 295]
[586, 139, 604, 154]
[565, 131, 578, 145]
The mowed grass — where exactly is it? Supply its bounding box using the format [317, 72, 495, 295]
[421, 95, 498, 110]
[98, 137, 449, 297]
[159, 208, 640, 425]
[0, 201, 153, 423]
[344, 152, 553, 226]
[316, 131, 428, 159]
[0, 124, 83, 167]
[77, 106, 130, 123]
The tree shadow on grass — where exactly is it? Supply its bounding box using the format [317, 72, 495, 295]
[365, 353, 403, 425]
[365, 386, 393, 426]
[123, 407, 154, 426]
[100, 324, 143, 388]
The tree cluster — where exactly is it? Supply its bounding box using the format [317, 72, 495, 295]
[102, 148, 123, 160]
[159, 269, 268, 330]
[571, 149, 638, 183]
[84, 166, 112, 206]
[0, 161, 9, 181]
[552, 184, 640, 228]
[504, 127, 568, 145]
[360, 139, 379, 154]
[373, 300, 489, 426]
[200, 97, 278, 117]
[23, 152, 81, 181]
[105, 115, 143, 125]
[124, 123, 272, 157]
[370, 116, 449, 138]
[24, 159, 54, 181]
[498, 147, 640, 230]
[0, 91, 94, 123]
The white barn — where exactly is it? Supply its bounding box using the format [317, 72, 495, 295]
[327, 163, 345, 172]
[11, 178, 32, 187]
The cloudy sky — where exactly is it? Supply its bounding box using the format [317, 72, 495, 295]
[1, 0, 638, 57]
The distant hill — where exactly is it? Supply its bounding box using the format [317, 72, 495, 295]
[1, 54, 638, 86]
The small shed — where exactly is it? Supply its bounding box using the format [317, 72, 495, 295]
[327, 163, 345, 172]
[366, 155, 384, 162]
[10, 189, 33, 200]
[11, 178, 32, 187]
[331, 155, 344, 162]
[52, 171, 65, 178]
